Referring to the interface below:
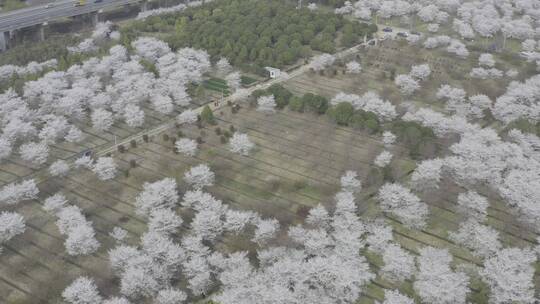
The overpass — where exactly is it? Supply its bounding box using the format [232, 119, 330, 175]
[0, 0, 149, 50]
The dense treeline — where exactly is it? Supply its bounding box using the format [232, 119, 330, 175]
[122, 0, 376, 74]
[0, 36, 79, 67]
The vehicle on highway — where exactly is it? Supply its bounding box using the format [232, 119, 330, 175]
[45, 3, 54, 8]
[94, 0, 103, 3]
[74, 0, 86, 6]
[382, 27, 393, 32]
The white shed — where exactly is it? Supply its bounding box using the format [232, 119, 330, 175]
[265, 66, 281, 79]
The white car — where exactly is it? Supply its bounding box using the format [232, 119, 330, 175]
[45, 3, 54, 8]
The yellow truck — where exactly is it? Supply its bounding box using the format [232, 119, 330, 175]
[74, 0, 86, 6]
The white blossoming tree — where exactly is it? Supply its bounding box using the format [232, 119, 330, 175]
[62, 276, 103, 304]
[229, 132, 255, 156]
[49, 159, 70, 177]
[175, 138, 198, 157]
[92, 157, 117, 180]
[378, 183, 429, 229]
[0, 211, 26, 245]
[257, 95, 277, 113]
[184, 164, 215, 190]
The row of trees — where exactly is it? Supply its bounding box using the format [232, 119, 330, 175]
[250, 84, 437, 159]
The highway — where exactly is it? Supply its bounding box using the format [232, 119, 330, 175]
[0, 0, 141, 32]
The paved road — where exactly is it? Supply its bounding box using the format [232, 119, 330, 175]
[0, 0, 140, 32]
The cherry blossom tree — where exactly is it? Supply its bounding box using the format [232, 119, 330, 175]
[456, 190, 489, 222]
[0, 212, 26, 245]
[132, 37, 171, 62]
[410, 64, 431, 81]
[340, 171, 361, 193]
[229, 132, 255, 156]
[177, 109, 198, 125]
[0, 179, 38, 205]
[378, 183, 429, 229]
[346, 61, 362, 74]
[184, 164, 215, 190]
[467, 94, 492, 118]
[310, 53, 335, 71]
[410, 158, 443, 191]
[55, 204, 100, 255]
[418, 5, 439, 22]
[470, 67, 503, 79]
[175, 138, 198, 157]
[481, 248, 537, 304]
[478, 53, 495, 67]
[380, 243, 415, 283]
[492, 74, 540, 124]
[395, 74, 420, 96]
[123, 105, 145, 127]
[92, 157, 117, 180]
[252, 218, 280, 245]
[224, 209, 256, 234]
[365, 221, 394, 254]
[191, 208, 225, 241]
[406, 34, 421, 45]
[91, 108, 114, 132]
[215, 58, 232, 75]
[427, 23, 440, 33]
[62, 276, 103, 304]
[306, 204, 330, 229]
[225, 72, 241, 91]
[39, 115, 69, 143]
[65, 126, 85, 143]
[19, 141, 49, 166]
[75, 155, 94, 169]
[382, 131, 396, 148]
[521, 39, 536, 52]
[449, 219, 501, 258]
[151, 94, 174, 115]
[257, 95, 277, 113]
[43, 193, 68, 214]
[447, 39, 469, 58]
[148, 209, 183, 235]
[49, 160, 70, 177]
[506, 69, 518, 78]
[110, 227, 128, 243]
[135, 178, 179, 216]
[414, 247, 470, 304]
[453, 19, 475, 39]
[65, 224, 101, 256]
[374, 150, 393, 167]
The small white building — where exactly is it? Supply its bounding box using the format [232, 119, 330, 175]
[265, 67, 281, 79]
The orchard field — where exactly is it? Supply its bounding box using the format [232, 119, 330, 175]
[3, 100, 540, 303]
[2, 0, 540, 303]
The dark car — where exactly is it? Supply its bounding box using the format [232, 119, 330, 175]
[411, 31, 420, 35]
[382, 27, 393, 32]
[397, 32, 408, 37]
[95, 0, 103, 3]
